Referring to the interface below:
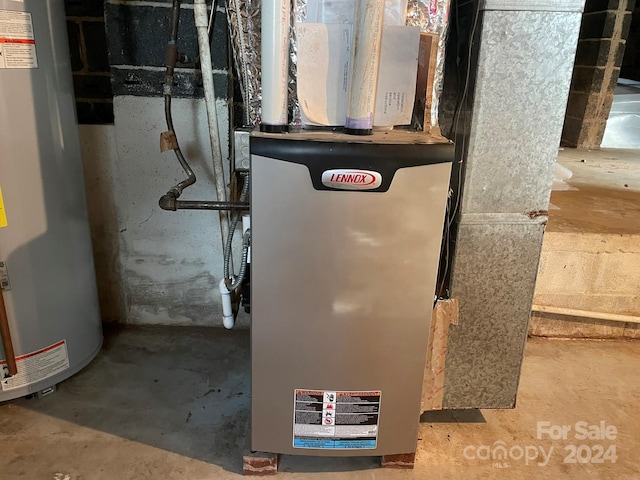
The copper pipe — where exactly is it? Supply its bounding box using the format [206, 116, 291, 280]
[0, 288, 17, 376]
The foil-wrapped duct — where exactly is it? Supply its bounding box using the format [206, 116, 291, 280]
[227, 0, 450, 128]
[226, 0, 262, 126]
[406, 0, 451, 127]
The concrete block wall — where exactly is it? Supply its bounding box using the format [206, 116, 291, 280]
[531, 232, 640, 338]
[64, 0, 235, 325]
[534, 232, 640, 316]
[104, 0, 228, 98]
[64, 0, 114, 124]
[561, 0, 635, 148]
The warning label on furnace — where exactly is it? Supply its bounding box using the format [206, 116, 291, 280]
[0, 186, 7, 228]
[0, 10, 38, 69]
[293, 389, 381, 449]
[1, 340, 69, 391]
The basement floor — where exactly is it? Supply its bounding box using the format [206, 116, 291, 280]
[1, 327, 639, 479]
[550, 147, 640, 234]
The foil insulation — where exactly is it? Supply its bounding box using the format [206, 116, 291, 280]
[226, 0, 262, 125]
[227, 0, 450, 128]
[289, 2, 302, 128]
[407, 0, 451, 127]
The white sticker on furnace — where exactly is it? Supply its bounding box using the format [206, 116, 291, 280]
[1, 340, 69, 391]
[0, 9, 38, 69]
[293, 389, 381, 449]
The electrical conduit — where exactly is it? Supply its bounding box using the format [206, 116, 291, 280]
[221, 175, 251, 329]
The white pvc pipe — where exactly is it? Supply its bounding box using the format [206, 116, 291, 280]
[345, 0, 385, 135]
[194, 0, 231, 254]
[261, 0, 290, 132]
[242, 214, 251, 264]
[531, 304, 640, 325]
[219, 279, 235, 329]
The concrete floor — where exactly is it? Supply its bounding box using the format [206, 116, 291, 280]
[550, 148, 640, 234]
[530, 147, 640, 337]
[1, 327, 639, 479]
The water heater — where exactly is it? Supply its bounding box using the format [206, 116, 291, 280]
[0, 0, 102, 401]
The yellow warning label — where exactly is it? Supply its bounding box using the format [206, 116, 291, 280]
[0, 187, 7, 227]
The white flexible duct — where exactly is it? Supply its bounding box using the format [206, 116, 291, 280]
[261, 0, 290, 131]
[194, 0, 230, 252]
[345, 0, 385, 135]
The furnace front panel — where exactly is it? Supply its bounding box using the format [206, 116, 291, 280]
[250, 134, 452, 456]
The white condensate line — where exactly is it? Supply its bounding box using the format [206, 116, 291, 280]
[345, 0, 385, 134]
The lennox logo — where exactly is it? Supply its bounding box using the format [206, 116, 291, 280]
[321, 169, 382, 190]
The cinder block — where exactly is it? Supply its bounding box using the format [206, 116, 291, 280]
[565, 91, 589, 118]
[64, 0, 105, 18]
[529, 312, 628, 338]
[575, 39, 612, 66]
[584, 0, 620, 13]
[82, 21, 110, 72]
[109, 67, 228, 98]
[622, 12, 633, 38]
[591, 253, 640, 294]
[624, 323, 640, 338]
[75, 101, 114, 125]
[561, 115, 585, 147]
[72, 74, 113, 99]
[580, 11, 617, 39]
[105, 3, 228, 70]
[570, 66, 606, 92]
[614, 40, 628, 67]
[66, 20, 83, 72]
[607, 68, 622, 91]
[536, 250, 598, 294]
[381, 452, 416, 469]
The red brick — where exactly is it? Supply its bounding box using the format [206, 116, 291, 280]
[242, 451, 278, 476]
[381, 452, 416, 469]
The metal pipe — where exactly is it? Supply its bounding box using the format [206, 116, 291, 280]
[163, 0, 197, 198]
[0, 289, 17, 376]
[194, 0, 231, 254]
[159, 194, 248, 211]
[164, 95, 197, 196]
[531, 304, 640, 325]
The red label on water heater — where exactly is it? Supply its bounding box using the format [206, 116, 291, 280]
[321, 169, 382, 190]
[0, 9, 38, 69]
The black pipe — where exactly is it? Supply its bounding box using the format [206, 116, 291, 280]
[159, 194, 249, 212]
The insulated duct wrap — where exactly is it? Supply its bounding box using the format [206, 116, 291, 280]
[406, 0, 451, 127]
[226, 0, 262, 125]
[227, 0, 450, 128]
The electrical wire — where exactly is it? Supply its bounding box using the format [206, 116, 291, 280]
[438, 0, 481, 297]
[224, 173, 250, 290]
